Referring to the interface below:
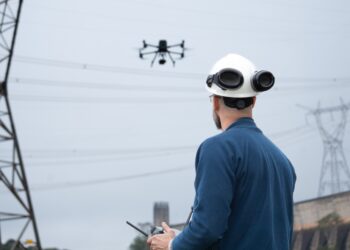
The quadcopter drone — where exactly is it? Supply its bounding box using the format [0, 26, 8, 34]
[139, 40, 186, 67]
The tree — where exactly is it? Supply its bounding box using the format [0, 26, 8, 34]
[2, 240, 26, 250]
[129, 235, 148, 250]
[317, 212, 343, 228]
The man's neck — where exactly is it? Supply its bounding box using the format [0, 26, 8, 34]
[221, 114, 252, 131]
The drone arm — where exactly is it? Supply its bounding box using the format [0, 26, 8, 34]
[140, 50, 159, 56]
[168, 51, 185, 59]
[145, 44, 159, 48]
[167, 51, 183, 55]
[150, 52, 158, 67]
[167, 43, 185, 48]
[167, 52, 176, 67]
[167, 45, 181, 48]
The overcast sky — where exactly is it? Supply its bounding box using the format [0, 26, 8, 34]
[1, 0, 350, 249]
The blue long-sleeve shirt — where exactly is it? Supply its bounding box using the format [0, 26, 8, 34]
[172, 117, 296, 250]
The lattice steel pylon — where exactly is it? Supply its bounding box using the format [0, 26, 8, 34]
[304, 100, 350, 197]
[0, 1, 42, 249]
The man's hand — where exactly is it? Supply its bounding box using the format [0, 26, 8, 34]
[147, 222, 175, 250]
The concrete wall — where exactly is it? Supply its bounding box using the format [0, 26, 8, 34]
[294, 191, 350, 230]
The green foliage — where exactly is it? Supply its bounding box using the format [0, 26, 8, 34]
[129, 235, 149, 250]
[317, 212, 343, 228]
[1, 240, 25, 250]
[0, 240, 62, 250]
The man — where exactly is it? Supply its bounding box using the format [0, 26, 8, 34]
[147, 54, 296, 250]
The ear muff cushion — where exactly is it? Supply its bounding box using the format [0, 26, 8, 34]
[252, 71, 275, 92]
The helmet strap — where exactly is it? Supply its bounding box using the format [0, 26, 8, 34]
[222, 97, 254, 110]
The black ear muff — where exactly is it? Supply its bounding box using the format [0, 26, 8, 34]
[206, 69, 244, 90]
[206, 75, 214, 87]
[252, 70, 275, 92]
[218, 69, 244, 89]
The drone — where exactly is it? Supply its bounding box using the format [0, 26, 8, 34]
[139, 40, 186, 67]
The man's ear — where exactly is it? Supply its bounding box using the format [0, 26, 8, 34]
[213, 96, 221, 111]
[252, 96, 256, 108]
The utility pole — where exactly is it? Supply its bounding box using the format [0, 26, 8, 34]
[0, 1, 42, 249]
[303, 101, 350, 197]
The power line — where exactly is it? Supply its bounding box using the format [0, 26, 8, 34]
[11, 121, 347, 191]
[268, 124, 310, 139]
[17, 124, 335, 190]
[28, 166, 192, 191]
[0, 125, 327, 168]
[9, 76, 350, 93]
[9, 77, 201, 92]
[25, 152, 192, 167]
[274, 126, 319, 146]
[0, 146, 196, 159]
[273, 80, 350, 90]
[11, 55, 350, 84]
[13, 55, 203, 80]
[16, 150, 194, 168]
[19, 145, 196, 156]
[271, 117, 350, 147]
[0, 146, 196, 168]
[8, 84, 349, 105]
[10, 94, 204, 104]
[0, 124, 323, 175]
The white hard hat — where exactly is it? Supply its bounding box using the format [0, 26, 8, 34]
[206, 53, 274, 98]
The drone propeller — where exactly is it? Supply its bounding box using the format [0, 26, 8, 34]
[181, 40, 185, 48]
[142, 40, 147, 48]
[182, 45, 193, 52]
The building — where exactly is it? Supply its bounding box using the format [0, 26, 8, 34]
[154, 191, 350, 249]
[293, 191, 350, 250]
[153, 202, 169, 227]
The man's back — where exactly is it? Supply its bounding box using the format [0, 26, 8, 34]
[217, 118, 296, 249]
[172, 118, 296, 250]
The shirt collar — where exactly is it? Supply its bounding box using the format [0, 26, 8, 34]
[225, 117, 256, 131]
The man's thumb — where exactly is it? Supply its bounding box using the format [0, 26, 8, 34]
[161, 222, 172, 233]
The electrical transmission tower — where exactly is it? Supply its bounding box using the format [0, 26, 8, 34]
[0, 1, 42, 249]
[304, 101, 350, 197]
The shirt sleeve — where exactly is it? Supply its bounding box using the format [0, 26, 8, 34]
[172, 138, 237, 249]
